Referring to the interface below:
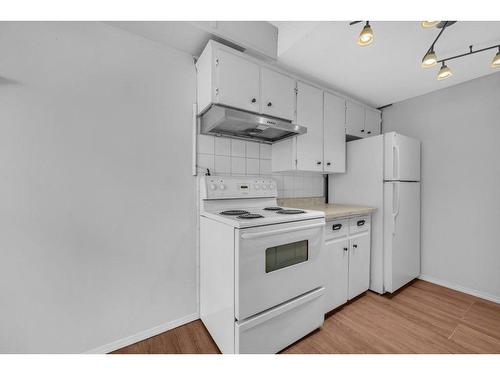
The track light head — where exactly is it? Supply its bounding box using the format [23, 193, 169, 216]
[421, 21, 440, 28]
[357, 22, 374, 46]
[491, 48, 500, 68]
[437, 62, 452, 80]
[421, 49, 437, 68]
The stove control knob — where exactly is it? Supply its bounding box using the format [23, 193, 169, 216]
[254, 184, 260, 190]
[262, 185, 268, 190]
[270, 183, 276, 190]
[210, 183, 217, 190]
[219, 184, 226, 190]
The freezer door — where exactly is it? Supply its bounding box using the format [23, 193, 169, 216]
[384, 132, 421, 181]
[383, 182, 421, 293]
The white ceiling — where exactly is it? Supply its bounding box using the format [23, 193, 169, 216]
[271, 21, 500, 107]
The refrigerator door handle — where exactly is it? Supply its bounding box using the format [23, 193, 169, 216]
[393, 145, 401, 180]
[392, 183, 400, 236]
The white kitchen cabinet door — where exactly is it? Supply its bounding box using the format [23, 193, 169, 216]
[261, 67, 296, 121]
[345, 100, 365, 138]
[323, 92, 346, 173]
[323, 238, 349, 313]
[296, 82, 324, 172]
[216, 49, 260, 113]
[348, 233, 371, 300]
[364, 108, 381, 136]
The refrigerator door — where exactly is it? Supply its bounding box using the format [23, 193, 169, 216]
[383, 182, 421, 293]
[384, 132, 421, 181]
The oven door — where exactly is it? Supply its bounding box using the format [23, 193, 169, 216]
[235, 218, 325, 320]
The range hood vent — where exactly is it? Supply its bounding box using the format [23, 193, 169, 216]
[199, 105, 307, 144]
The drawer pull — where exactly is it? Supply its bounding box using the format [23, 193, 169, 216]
[353, 244, 358, 248]
[357, 220, 366, 227]
[332, 223, 342, 231]
[343, 247, 348, 252]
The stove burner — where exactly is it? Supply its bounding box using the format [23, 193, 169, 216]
[263, 207, 283, 211]
[237, 213, 264, 219]
[276, 209, 306, 215]
[220, 210, 250, 216]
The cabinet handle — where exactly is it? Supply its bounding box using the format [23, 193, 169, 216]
[327, 162, 331, 166]
[332, 224, 342, 231]
[316, 161, 322, 165]
[367, 131, 372, 134]
[343, 247, 348, 252]
[353, 244, 358, 248]
[251, 98, 257, 103]
[267, 102, 272, 107]
[357, 220, 365, 226]
[361, 129, 365, 133]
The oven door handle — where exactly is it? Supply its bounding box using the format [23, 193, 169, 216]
[240, 222, 324, 240]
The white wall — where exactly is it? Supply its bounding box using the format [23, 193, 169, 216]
[383, 72, 500, 301]
[0, 22, 198, 353]
[196, 134, 325, 198]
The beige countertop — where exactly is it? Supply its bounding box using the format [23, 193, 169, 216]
[277, 197, 376, 221]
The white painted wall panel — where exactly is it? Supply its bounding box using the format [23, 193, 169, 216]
[0, 22, 197, 353]
[383, 72, 500, 301]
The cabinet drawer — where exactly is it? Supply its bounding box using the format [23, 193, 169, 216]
[325, 219, 348, 240]
[349, 215, 370, 234]
[235, 287, 325, 353]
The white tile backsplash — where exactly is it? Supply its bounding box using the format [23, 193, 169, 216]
[214, 137, 230, 156]
[231, 156, 246, 175]
[196, 134, 324, 198]
[259, 159, 272, 175]
[246, 158, 260, 175]
[259, 143, 272, 159]
[230, 139, 246, 158]
[246, 141, 260, 158]
[214, 155, 231, 175]
[198, 134, 214, 155]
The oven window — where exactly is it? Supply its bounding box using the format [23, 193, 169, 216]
[265, 240, 308, 273]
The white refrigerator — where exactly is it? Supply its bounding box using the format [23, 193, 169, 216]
[330, 132, 421, 294]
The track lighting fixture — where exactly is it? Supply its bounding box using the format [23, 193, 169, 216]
[357, 21, 374, 46]
[421, 49, 437, 68]
[437, 62, 452, 80]
[350, 21, 374, 46]
[421, 21, 440, 28]
[420, 21, 500, 81]
[492, 47, 500, 68]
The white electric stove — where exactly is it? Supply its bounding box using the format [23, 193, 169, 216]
[199, 175, 326, 354]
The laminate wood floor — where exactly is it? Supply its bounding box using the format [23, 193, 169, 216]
[111, 280, 500, 354]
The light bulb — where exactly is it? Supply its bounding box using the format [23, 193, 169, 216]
[491, 49, 500, 68]
[421, 50, 437, 68]
[357, 23, 373, 46]
[421, 21, 440, 28]
[437, 63, 452, 80]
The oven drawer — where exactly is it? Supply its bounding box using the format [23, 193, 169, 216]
[349, 215, 370, 234]
[235, 287, 325, 354]
[325, 219, 348, 240]
[235, 218, 325, 321]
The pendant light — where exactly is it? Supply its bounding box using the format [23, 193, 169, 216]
[421, 21, 440, 28]
[357, 21, 374, 46]
[437, 62, 452, 80]
[491, 47, 500, 68]
[421, 48, 437, 68]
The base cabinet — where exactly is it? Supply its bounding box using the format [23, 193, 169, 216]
[323, 216, 371, 313]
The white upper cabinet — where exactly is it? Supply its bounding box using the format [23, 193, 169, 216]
[216, 49, 261, 113]
[364, 108, 381, 136]
[323, 92, 346, 173]
[260, 67, 296, 121]
[345, 100, 365, 138]
[296, 82, 324, 172]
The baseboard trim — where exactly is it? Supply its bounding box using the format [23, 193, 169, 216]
[418, 274, 500, 304]
[84, 312, 200, 354]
